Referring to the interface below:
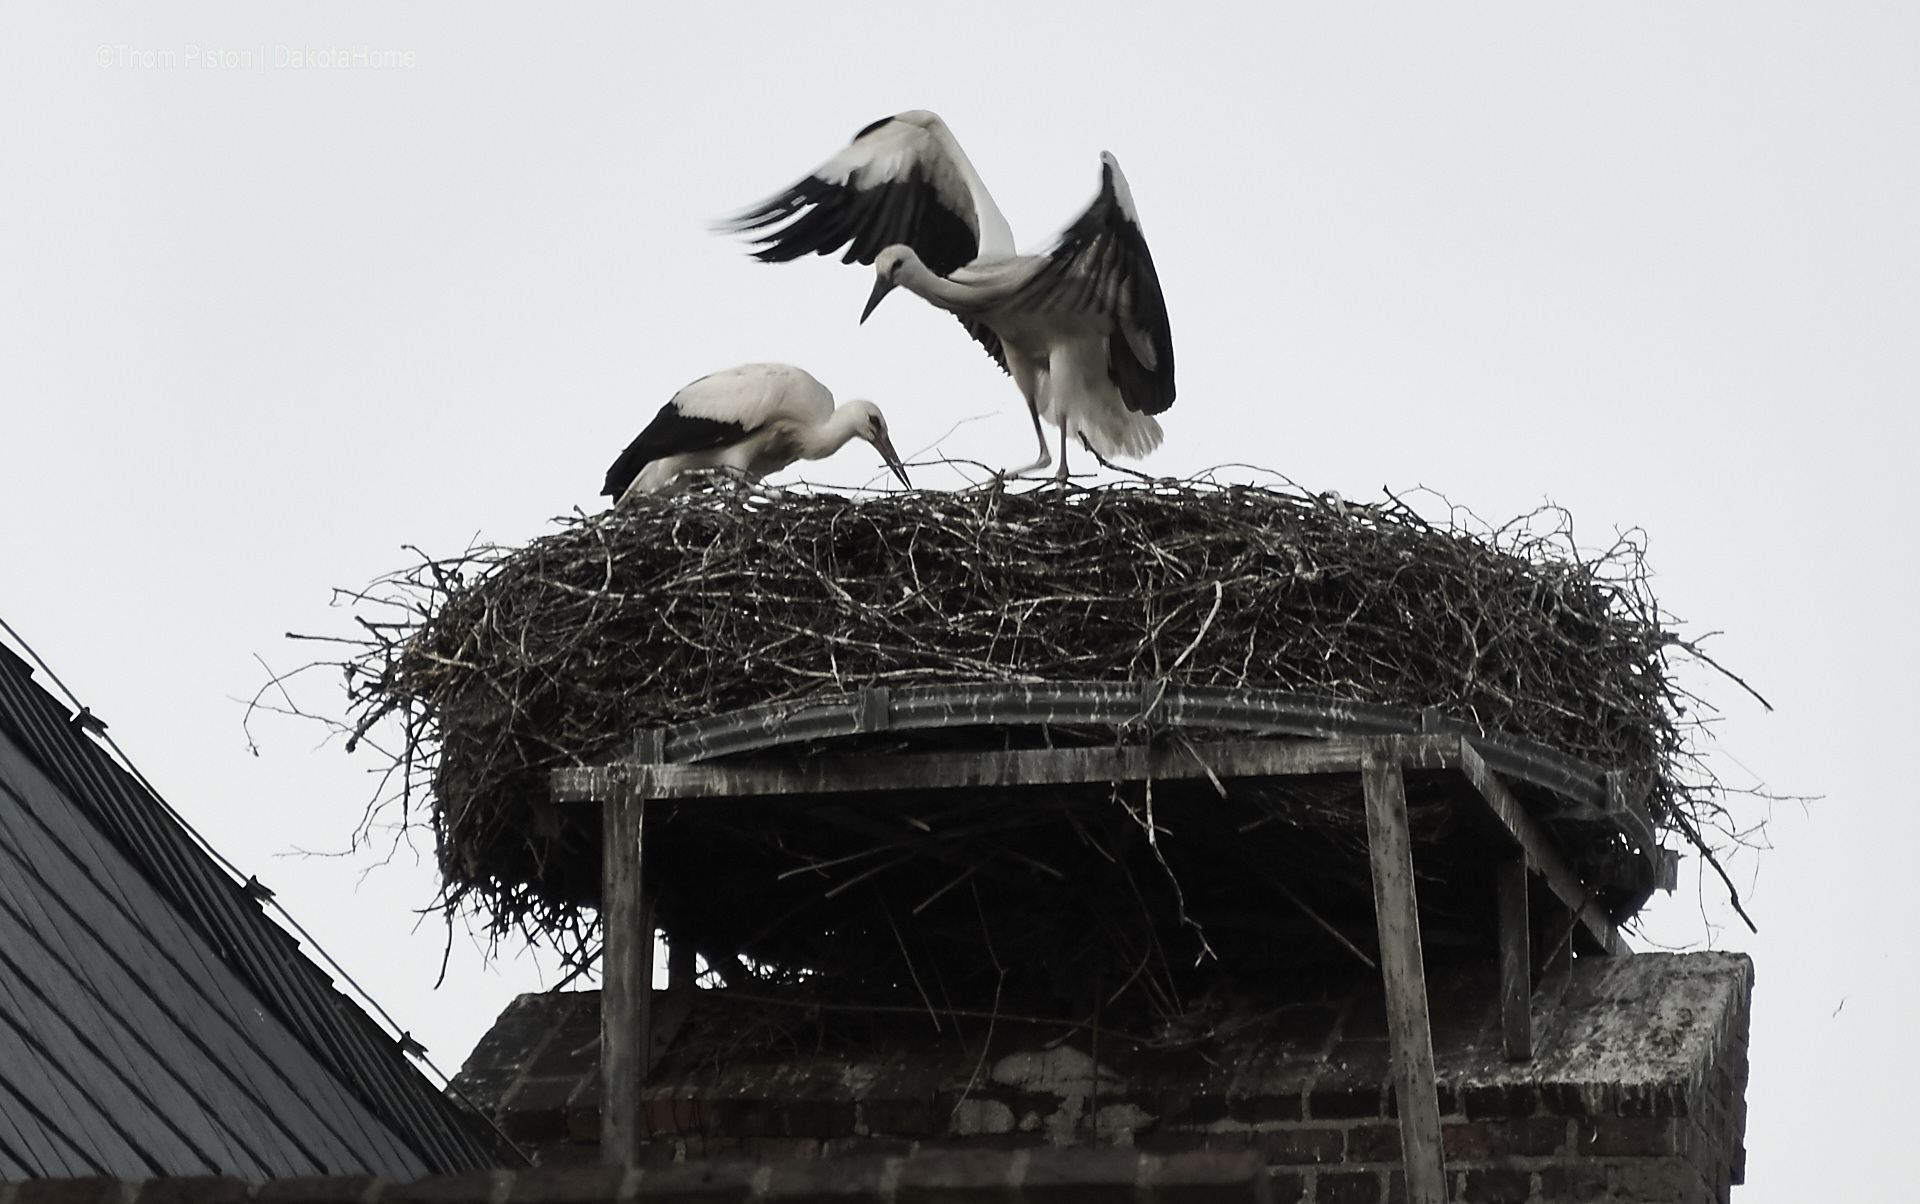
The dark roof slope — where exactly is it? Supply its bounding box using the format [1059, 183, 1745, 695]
[0, 639, 495, 1178]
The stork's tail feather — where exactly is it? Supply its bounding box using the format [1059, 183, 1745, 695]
[1075, 412, 1163, 462]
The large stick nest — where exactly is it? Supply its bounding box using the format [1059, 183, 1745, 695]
[333, 477, 1730, 1025]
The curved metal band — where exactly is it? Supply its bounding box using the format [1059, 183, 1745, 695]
[633, 679, 1620, 819]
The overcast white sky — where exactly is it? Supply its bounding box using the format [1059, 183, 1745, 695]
[2, 4, 1915, 1196]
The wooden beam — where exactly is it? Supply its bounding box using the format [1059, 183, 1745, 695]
[1360, 738, 1447, 1204]
[553, 735, 1466, 804]
[600, 775, 649, 1165]
[1653, 846, 1680, 893]
[1496, 856, 1532, 1062]
[1455, 740, 1629, 957]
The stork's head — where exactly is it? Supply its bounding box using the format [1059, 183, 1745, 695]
[844, 399, 911, 488]
[861, 246, 916, 324]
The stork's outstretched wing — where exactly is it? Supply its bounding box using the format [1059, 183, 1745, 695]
[1009, 153, 1176, 416]
[725, 111, 1016, 278]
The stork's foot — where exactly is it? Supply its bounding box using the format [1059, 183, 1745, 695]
[996, 451, 1052, 480]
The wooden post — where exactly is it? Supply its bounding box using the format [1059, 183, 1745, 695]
[1455, 742, 1628, 957]
[1496, 856, 1532, 1062]
[1360, 738, 1448, 1204]
[600, 773, 649, 1166]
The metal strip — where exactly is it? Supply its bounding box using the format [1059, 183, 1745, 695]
[553, 736, 1467, 803]
[610, 680, 1615, 819]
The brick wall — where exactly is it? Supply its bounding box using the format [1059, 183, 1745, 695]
[457, 953, 1751, 1204]
[530, 1073, 1731, 1202]
[0, 1122, 1722, 1204]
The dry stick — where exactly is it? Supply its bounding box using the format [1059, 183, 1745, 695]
[1169, 581, 1225, 672]
[1106, 844, 1187, 1019]
[1669, 810, 1760, 933]
[823, 854, 913, 900]
[1542, 902, 1581, 970]
[951, 879, 1009, 1124]
[1271, 878, 1377, 971]
[1175, 732, 1229, 799]
[1110, 780, 1217, 966]
[1100, 930, 1157, 1012]
[982, 842, 1067, 881]
[1075, 434, 1159, 484]
[1077, 847, 1161, 1014]
[1670, 637, 1775, 712]
[913, 864, 980, 915]
[776, 842, 904, 881]
[876, 888, 941, 1032]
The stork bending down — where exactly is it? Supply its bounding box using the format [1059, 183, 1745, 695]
[726, 111, 1175, 479]
[601, 363, 909, 503]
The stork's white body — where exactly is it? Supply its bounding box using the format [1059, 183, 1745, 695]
[890, 250, 1164, 466]
[602, 364, 908, 503]
[729, 112, 1176, 478]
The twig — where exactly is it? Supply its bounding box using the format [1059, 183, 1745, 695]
[1669, 810, 1760, 933]
[877, 889, 941, 1032]
[949, 879, 1008, 1123]
[1271, 879, 1377, 970]
[913, 865, 979, 915]
[1670, 637, 1775, 712]
[1170, 582, 1224, 672]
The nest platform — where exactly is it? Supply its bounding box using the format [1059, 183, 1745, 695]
[343, 477, 1702, 1022]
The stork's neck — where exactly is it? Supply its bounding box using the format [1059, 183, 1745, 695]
[797, 403, 869, 461]
[896, 252, 1033, 314]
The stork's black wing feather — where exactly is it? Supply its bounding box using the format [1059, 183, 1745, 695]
[731, 174, 979, 278]
[724, 115, 985, 278]
[601, 404, 750, 499]
[1010, 160, 1176, 416]
[959, 315, 1010, 375]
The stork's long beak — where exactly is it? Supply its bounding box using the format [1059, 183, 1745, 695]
[860, 276, 897, 324]
[874, 431, 911, 489]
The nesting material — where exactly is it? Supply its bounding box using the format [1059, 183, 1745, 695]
[340, 477, 1710, 1020]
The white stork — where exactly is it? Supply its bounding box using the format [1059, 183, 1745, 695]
[601, 363, 910, 503]
[725, 111, 1175, 479]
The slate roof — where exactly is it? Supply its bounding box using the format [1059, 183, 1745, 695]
[0, 638, 496, 1179]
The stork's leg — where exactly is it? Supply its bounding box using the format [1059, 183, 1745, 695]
[1000, 394, 1053, 478]
[1054, 414, 1071, 481]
